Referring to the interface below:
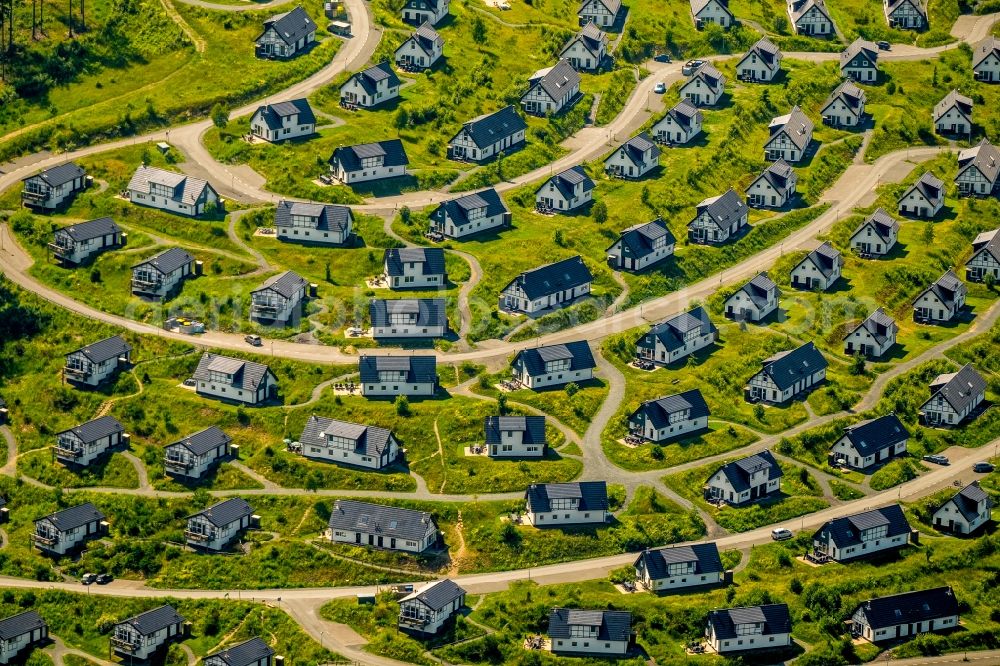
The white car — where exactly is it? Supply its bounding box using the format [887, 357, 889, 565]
[653, 82, 666, 94]
[771, 528, 793, 541]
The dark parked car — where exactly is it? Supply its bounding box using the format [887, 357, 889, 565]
[96, 573, 114, 584]
[973, 462, 995, 473]
[923, 454, 949, 466]
[654, 54, 672, 63]
[877, 41, 891, 50]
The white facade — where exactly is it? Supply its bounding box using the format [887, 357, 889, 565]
[395, 31, 443, 69]
[746, 169, 796, 208]
[736, 44, 782, 81]
[705, 467, 780, 506]
[821, 87, 866, 126]
[935, 103, 971, 135]
[850, 219, 896, 255]
[973, 40, 1000, 82]
[788, 0, 833, 35]
[164, 442, 229, 480]
[560, 31, 605, 71]
[340, 70, 400, 109]
[127, 169, 220, 217]
[724, 287, 777, 322]
[898, 179, 944, 218]
[131, 261, 191, 300]
[913, 288, 964, 322]
[830, 433, 906, 471]
[402, 0, 449, 25]
[516, 363, 593, 390]
[843, 321, 896, 358]
[692, 0, 732, 28]
[578, 0, 617, 27]
[49, 224, 121, 265]
[536, 177, 593, 212]
[525, 502, 606, 526]
[32, 517, 103, 556]
[21, 169, 86, 210]
[249, 105, 315, 143]
[64, 350, 127, 387]
[251, 278, 306, 325]
[635, 561, 722, 592]
[521, 62, 581, 116]
[330, 525, 436, 553]
[967, 235, 1000, 282]
[631, 411, 707, 443]
[398, 583, 465, 635]
[789, 252, 841, 291]
[885, 0, 926, 28]
[707, 625, 791, 654]
[111, 616, 183, 661]
[361, 380, 436, 397]
[746, 364, 826, 405]
[604, 144, 658, 178]
[0, 615, 47, 665]
[817, 529, 908, 561]
[651, 107, 702, 145]
[500, 279, 591, 315]
[933, 493, 991, 534]
[679, 71, 724, 106]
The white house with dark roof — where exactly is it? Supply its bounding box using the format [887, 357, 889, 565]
[972, 36, 1000, 82]
[765, 106, 813, 163]
[204, 637, 274, 666]
[536, 166, 595, 212]
[131, 247, 194, 300]
[790, 241, 842, 291]
[851, 208, 898, 256]
[185, 498, 254, 551]
[919, 363, 986, 426]
[275, 200, 353, 245]
[340, 62, 401, 109]
[484, 415, 546, 458]
[54, 415, 124, 468]
[606, 218, 675, 271]
[251, 271, 307, 325]
[745, 341, 827, 405]
[249, 99, 315, 143]
[679, 63, 726, 106]
[127, 166, 220, 217]
[111, 607, 185, 661]
[328, 499, 439, 552]
[635, 542, 723, 592]
[512, 340, 596, 389]
[628, 389, 710, 443]
[705, 450, 782, 505]
[297, 415, 400, 469]
[399, 580, 466, 635]
[898, 171, 944, 218]
[821, 80, 867, 127]
[329, 140, 409, 185]
[0, 611, 48, 664]
[525, 481, 608, 526]
[635, 306, 716, 366]
[49, 217, 122, 265]
[384, 247, 447, 288]
[402, 0, 449, 25]
[688, 188, 748, 244]
[737, 38, 782, 82]
[690, 0, 733, 28]
[651, 99, 702, 145]
[724, 273, 779, 322]
[812, 504, 911, 561]
[164, 426, 232, 480]
[604, 133, 660, 179]
[706, 604, 792, 654]
[841, 38, 880, 82]
[522, 60, 581, 116]
[956, 138, 999, 196]
[933, 482, 991, 534]
[577, 0, 619, 27]
[933, 90, 972, 136]
[851, 587, 958, 645]
[64, 335, 131, 387]
[448, 106, 527, 163]
[370, 298, 448, 338]
[966, 228, 1000, 282]
[913, 269, 966, 323]
[830, 413, 908, 470]
[430, 188, 510, 239]
[560, 22, 607, 71]
[192, 353, 278, 405]
[254, 5, 316, 59]
[32, 502, 105, 556]
[499, 255, 593, 315]
[844, 307, 897, 358]
[548, 609, 631, 656]
[21, 162, 87, 210]
[787, 0, 834, 35]
[359, 355, 438, 396]
[884, 0, 926, 28]
[395, 22, 443, 70]
[747, 160, 796, 208]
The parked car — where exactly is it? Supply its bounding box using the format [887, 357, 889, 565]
[81, 573, 97, 585]
[877, 40, 891, 50]
[653, 82, 666, 94]
[682, 60, 705, 75]
[923, 454, 949, 466]
[245, 334, 262, 347]
[973, 461, 995, 473]
[654, 54, 672, 63]
[96, 573, 114, 584]
[771, 528, 793, 541]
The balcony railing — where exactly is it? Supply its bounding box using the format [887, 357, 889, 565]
[132, 278, 163, 293]
[31, 532, 57, 546]
[111, 637, 140, 653]
[398, 614, 430, 628]
[22, 190, 49, 204]
[165, 457, 194, 470]
[64, 365, 92, 378]
[184, 530, 212, 542]
[48, 242, 75, 257]
[54, 445, 83, 459]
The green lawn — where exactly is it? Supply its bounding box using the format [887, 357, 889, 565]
[471, 375, 610, 437]
[0, 0, 341, 162]
[663, 457, 829, 532]
[825, 0, 958, 46]
[603, 420, 760, 472]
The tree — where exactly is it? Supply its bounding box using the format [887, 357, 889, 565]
[395, 394, 411, 417]
[564, 381, 579, 397]
[985, 272, 996, 292]
[497, 392, 508, 415]
[394, 107, 409, 129]
[850, 352, 866, 376]
[592, 199, 607, 224]
[210, 103, 229, 129]
[922, 221, 934, 244]
[472, 16, 487, 44]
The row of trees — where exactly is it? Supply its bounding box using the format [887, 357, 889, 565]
[0, 0, 89, 82]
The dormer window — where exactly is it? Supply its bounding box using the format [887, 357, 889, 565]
[467, 206, 485, 221]
[208, 370, 232, 384]
[544, 358, 571, 373]
[379, 370, 407, 382]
